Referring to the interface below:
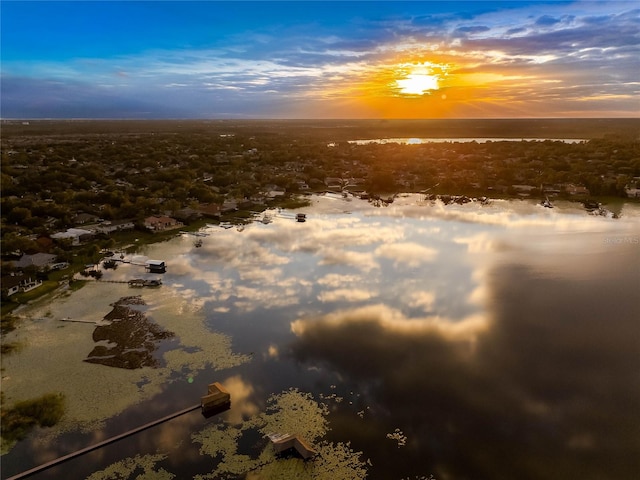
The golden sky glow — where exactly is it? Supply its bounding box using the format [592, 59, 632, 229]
[2, 1, 638, 118]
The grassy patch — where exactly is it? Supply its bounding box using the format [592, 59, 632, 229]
[0, 314, 19, 335]
[1, 305, 15, 317]
[12, 281, 59, 305]
[221, 210, 254, 223]
[1, 341, 23, 355]
[1, 279, 69, 320]
[1, 393, 65, 452]
[273, 195, 312, 209]
[68, 279, 87, 292]
[1, 315, 23, 355]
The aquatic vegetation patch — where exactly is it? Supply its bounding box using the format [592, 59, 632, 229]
[85, 453, 175, 480]
[0, 393, 65, 453]
[85, 296, 175, 369]
[145, 291, 251, 375]
[0, 314, 20, 334]
[192, 388, 368, 479]
[386, 428, 408, 447]
[257, 389, 329, 441]
[1, 340, 23, 355]
[1, 283, 250, 445]
[310, 441, 370, 480]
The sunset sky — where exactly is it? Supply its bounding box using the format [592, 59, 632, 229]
[1, 1, 638, 119]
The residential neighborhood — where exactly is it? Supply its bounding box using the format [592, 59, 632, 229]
[1, 119, 639, 306]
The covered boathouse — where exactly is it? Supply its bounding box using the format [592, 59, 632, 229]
[145, 260, 166, 273]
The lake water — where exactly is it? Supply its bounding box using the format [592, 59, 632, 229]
[2, 194, 639, 480]
[346, 137, 586, 145]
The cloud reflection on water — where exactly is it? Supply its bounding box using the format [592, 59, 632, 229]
[128, 195, 639, 478]
[283, 199, 639, 479]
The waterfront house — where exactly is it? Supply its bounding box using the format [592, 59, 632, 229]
[2, 275, 23, 297]
[173, 207, 203, 223]
[324, 177, 344, 190]
[96, 219, 136, 234]
[14, 252, 58, 270]
[565, 184, 590, 196]
[196, 203, 222, 218]
[51, 228, 94, 246]
[1, 274, 43, 297]
[266, 189, 286, 199]
[144, 215, 183, 232]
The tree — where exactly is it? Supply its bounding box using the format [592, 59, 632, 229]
[366, 169, 397, 193]
[1, 232, 39, 255]
[6, 207, 32, 226]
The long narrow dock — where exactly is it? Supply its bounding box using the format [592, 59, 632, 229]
[6, 403, 200, 480]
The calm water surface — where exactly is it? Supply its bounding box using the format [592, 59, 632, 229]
[2, 195, 639, 480]
[346, 137, 587, 145]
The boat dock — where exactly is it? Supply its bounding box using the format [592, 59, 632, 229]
[6, 404, 201, 480]
[268, 433, 317, 459]
[201, 382, 231, 417]
[6, 382, 232, 480]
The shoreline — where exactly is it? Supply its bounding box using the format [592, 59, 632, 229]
[1, 192, 635, 318]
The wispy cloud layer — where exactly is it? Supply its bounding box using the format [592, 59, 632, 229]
[1, 1, 638, 118]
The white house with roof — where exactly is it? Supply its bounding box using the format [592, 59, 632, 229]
[96, 219, 136, 234]
[1, 274, 43, 297]
[51, 228, 94, 246]
[144, 215, 182, 232]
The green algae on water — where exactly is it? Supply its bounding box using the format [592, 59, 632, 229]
[0, 393, 65, 454]
[84, 453, 175, 480]
[1, 283, 250, 445]
[192, 388, 369, 479]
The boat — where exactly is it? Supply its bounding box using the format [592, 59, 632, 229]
[541, 197, 554, 208]
[194, 238, 203, 247]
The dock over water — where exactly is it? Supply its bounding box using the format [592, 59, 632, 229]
[268, 433, 318, 459]
[7, 381, 231, 479]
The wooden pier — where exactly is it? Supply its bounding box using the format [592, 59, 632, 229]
[6, 404, 201, 480]
[7, 380, 232, 479]
[94, 279, 162, 287]
[59, 318, 99, 325]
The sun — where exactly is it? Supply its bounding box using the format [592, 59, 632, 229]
[397, 73, 439, 95]
[394, 63, 444, 96]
